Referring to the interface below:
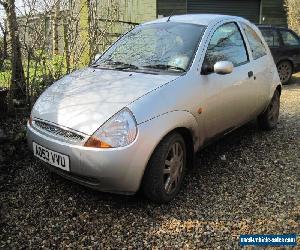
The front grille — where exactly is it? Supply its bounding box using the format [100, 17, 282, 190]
[33, 120, 85, 142]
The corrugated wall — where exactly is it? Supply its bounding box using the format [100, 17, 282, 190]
[157, 0, 287, 26]
[187, 0, 260, 23]
[260, 0, 287, 26]
[157, 0, 186, 17]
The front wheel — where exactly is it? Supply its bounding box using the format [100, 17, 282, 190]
[258, 90, 280, 130]
[142, 133, 187, 203]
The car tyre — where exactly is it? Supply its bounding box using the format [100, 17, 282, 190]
[277, 61, 293, 84]
[142, 132, 187, 203]
[258, 90, 280, 130]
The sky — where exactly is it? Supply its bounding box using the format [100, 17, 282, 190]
[0, 0, 62, 35]
[0, 0, 58, 19]
[0, 0, 41, 34]
[0, 0, 24, 19]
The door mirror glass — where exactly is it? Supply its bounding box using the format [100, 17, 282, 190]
[214, 61, 234, 75]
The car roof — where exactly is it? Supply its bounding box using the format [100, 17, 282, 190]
[143, 14, 249, 27]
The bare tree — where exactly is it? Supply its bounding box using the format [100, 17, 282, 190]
[285, 0, 300, 34]
[0, 0, 137, 106]
[52, 0, 60, 55]
[0, 0, 26, 100]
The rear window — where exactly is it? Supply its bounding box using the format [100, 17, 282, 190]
[280, 30, 300, 46]
[260, 28, 280, 47]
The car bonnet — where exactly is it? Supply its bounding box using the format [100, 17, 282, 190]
[32, 68, 179, 135]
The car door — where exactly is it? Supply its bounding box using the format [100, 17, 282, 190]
[241, 23, 272, 114]
[198, 22, 255, 140]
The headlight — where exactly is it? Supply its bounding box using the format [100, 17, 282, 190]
[84, 108, 137, 148]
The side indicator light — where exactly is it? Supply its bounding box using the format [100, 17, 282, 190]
[84, 136, 112, 148]
[197, 108, 203, 114]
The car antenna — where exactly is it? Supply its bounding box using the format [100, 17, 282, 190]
[167, 9, 175, 22]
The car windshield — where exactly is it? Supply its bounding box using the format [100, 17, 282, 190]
[94, 22, 206, 73]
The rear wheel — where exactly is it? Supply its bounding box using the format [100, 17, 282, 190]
[277, 61, 292, 84]
[142, 133, 187, 203]
[258, 90, 280, 130]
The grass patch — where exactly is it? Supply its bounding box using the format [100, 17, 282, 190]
[0, 55, 69, 95]
[0, 70, 11, 89]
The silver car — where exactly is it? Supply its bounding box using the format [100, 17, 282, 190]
[27, 14, 281, 203]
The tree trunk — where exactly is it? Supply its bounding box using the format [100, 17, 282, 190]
[0, 21, 8, 61]
[79, 0, 91, 65]
[3, 24, 8, 60]
[285, 0, 300, 34]
[1, 0, 26, 100]
[52, 0, 60, 56]
[63, 17, 71, 73]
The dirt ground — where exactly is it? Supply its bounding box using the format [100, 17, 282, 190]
[0, 74, 299, 249]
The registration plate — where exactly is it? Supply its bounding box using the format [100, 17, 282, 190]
[33, 142, 70, 171]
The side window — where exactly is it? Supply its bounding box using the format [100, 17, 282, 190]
[204, 22, 248, 67]
[280, 30, 300, 46]
[260, 28, 280, 47]
[242, 24, 267, 60]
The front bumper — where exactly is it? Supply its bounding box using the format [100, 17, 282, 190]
[27, 122, 155, 194]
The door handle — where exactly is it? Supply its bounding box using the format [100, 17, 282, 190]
[248, 71, 254, 78]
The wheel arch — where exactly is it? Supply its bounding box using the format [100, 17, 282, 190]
[138, 126, 195, 199]
[137, 110, 200, 191]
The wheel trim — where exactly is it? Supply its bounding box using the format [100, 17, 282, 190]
[163, 142, 184, 194]
[278, 62, 292, 83]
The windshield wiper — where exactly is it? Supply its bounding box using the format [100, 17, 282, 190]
[141, 64, 186, 72]
[115, 63, 139, 70]
[93, 60, 139, 70]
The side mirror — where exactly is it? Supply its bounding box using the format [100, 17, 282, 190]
[214, 61, 234, 75]
[92, 53, 101, 64]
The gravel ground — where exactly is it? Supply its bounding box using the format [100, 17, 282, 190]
[0, 75, 299, 249]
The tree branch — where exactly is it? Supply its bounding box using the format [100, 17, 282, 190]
[0, 0, 8, 9]
[0, 21, 4, 33]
